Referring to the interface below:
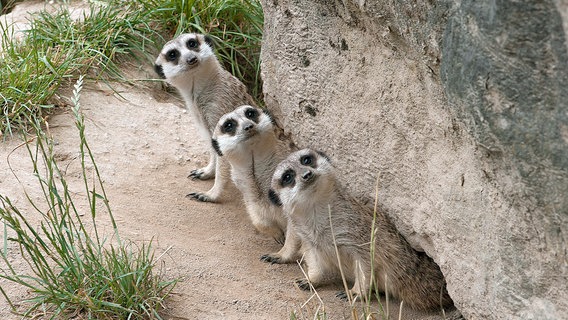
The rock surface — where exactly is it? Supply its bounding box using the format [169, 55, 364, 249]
[260, 0, 568, 319]
[0, 2, 458, 319]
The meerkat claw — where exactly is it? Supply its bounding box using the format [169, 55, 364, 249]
[335, 291, 349, 301]
[260, 254, 281, 264]
[188, 169, 205, 180]
[186, 192, 211, 202]
[295, 279, 312, 291]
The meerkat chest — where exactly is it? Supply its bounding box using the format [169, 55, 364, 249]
[231, 167, 252, 190]
[229, 153, 274, 199]
[291, 208, 328, 241]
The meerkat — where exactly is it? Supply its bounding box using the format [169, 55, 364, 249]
[154, 33, 256, 202]
[268, 149, 454, 311]
[211, 105, 301, 262]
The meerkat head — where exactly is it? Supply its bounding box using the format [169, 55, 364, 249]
[211, 105, 277, 158]
[154, 33, 215, 85]
[268, 149, 334, 209]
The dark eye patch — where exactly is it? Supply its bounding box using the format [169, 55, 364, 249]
[166, 49, 179, 63]
[244, 107, 260, 123]
[221, 119, 237, 135]
[280, 169, 296, 188]
[187, 38, 199, 50]
[300, 154, 315, 167]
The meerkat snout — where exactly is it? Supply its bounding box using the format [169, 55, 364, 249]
[243, 123, 254, 131]
[187, 56, 198, 66]
[301, 170, 313, 181]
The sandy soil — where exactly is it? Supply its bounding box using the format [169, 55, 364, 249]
[0, 2, 459, 319]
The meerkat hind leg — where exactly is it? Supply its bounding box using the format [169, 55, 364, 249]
[189, 151, 216, 180]
[296, 250, 327, 291]
[187, 156, 229, 202]
[344, 258, 371, 302]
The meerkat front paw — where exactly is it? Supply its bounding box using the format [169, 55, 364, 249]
[260, 246, 299, 265]
[188, 168, 214, 180]
[260, 254, 280, 264]
[186, 192, 214, 202]
[260, 253, 290, 264]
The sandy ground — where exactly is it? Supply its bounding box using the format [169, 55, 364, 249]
[0, 2, 459, 319]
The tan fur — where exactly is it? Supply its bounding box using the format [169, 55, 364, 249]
[270, 149, 454, 311]
[154, 33, 256, 202]
[212, 105, 300, 262]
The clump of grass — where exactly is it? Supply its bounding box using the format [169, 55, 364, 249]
[0, 0, 159, 135]
[0, 77, 176, 319]
[0, 0, 264, 135]
[143, 0, 264, 103]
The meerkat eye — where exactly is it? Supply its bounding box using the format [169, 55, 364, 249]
[187, 39, 199, 49]
[221, 119, 237, 134]
[244, 108, 259, 122]
[280, 169, 296, 187]
[166, 49, 179, 62]
[300, 155, 314, 166]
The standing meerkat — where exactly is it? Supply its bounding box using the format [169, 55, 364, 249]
[211, 105, 301, 262]
[154, 33, 256, 202]
[268, 149, 453, 311]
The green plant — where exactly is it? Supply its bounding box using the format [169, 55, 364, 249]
[0, 77, 176, 319]
[0, 0, 264, 135]
[0, 0, 160, 135]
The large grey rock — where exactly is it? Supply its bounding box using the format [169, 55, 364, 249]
[260, 0, 567, 318]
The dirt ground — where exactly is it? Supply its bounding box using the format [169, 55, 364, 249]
[0, 2, 458, 319]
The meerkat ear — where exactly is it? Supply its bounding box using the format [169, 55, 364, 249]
[316, 150, 331, 162]
[268, 189, 282, 207]
[204, 35, 214, 49]
[262, 108, 277, 125]
[212, 139, 223, 156]
[154, 64, 166, 79]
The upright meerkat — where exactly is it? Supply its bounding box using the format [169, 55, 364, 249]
[211, 105, 300, 262]
[268, 149, 453, 311]
[154, 33, 256, 202]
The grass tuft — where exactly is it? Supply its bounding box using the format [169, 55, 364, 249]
[0, 0, 161, 135]
[0, 0, 264, 135]
[0, 76, 176, 319]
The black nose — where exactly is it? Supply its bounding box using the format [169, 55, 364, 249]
[187, 57, 198, 65]
[302, 170, 313, 180]
[244, 124, 254, 131]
